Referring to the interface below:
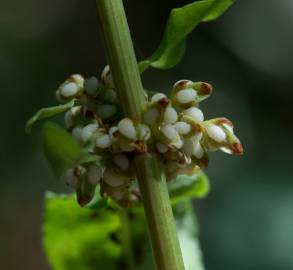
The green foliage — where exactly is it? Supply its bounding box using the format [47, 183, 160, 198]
[139, 0, 235, 72]
[25, 99, 75, 133]
[169, 172, 210, 205]
[174, 202, 205, 270]
[43, 192, 121, 270]
[42, 122, 81, 177]
[43, 191, 206, 270]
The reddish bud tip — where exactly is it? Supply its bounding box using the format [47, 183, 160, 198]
[232, 143, 243, 155]
[201, 82, 213, 95]
[158, 97, 170, 107]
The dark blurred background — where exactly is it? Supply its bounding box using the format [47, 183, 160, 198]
[1, 0, 292, 269]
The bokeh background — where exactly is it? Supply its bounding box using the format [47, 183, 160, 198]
[1, 0, 292, 269]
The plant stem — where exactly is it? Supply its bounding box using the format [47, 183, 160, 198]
[119, 208, 136, 270]
[96, 1, 185, 269]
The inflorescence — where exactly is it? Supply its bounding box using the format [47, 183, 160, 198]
[56, 66, 243, 207]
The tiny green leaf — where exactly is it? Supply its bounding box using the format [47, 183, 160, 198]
[169, 172, 210, 205]
[139, 0, 235, 72]
[42, 122, 81, 177]
[25, 99, 75, 134]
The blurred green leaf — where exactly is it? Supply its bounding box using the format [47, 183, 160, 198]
[169, 172, 210, 205]
[139, 0, 235, 72]
[43, 192, 121, 270]
[42, 122, 81, 177]
[25, 99, 75, 133]
[174, 202, 205, 270]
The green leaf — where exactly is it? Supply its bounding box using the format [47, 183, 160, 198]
[169, 172, 210, 205]
[25, 99, 75, 134]
[139, 0, 235, 72]
[174, 202, 205, 270]
[42, 122, 81, 177]
[43, 192, 121, 270]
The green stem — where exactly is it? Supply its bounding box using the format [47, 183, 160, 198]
[119, 208, 136, 270]
[96, 1, 185, 269]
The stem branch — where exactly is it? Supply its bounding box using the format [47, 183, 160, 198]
[96, 1, 184, 269]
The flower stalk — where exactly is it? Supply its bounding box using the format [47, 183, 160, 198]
[96, 0, 185, 269]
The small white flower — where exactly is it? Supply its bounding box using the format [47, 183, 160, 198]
[144, 108, 159, 125]
[103, 169, 127, 187]
[156, 142, 168, 153]
[176, 89, 197, 104]
[183, 107, 204, 122]
[151, 93, 167, 103]
[72, 126, 83, 143]
[81, 123, 99, 142]
[87, 164, 103, 185]
[84, 77, 98, 95]
[96, 133, 112, 148]
[161, 124, 177, 141]
[60, 82, 79, 97]
[174, 122, 191, 135]
[193, 143, 204, 159]
[206, 125, 226, 142]
[118, 118, 137, 140]
[114, 154, 129, 171]
[164, 107, 178, 124]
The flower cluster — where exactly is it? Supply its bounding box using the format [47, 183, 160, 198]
[58, 66, 243, 207]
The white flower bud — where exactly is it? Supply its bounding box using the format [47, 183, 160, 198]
[193, 143, 204, 159]
[139, 124, 151, 141]
[64, 168, 78, 189]
[109, 126, 119, 141]
[81, 123, 99, 142]
[173, 80, 193, 89]
[87, 164, 103, 185]
[164, 107, 178, 124]
[101, 65, 114, 89]
[172, 137, 184, 149]
[174, 122, 191, 135]
[72, 126, 83, 143]
[206, 125, 226, 142]
[96, 134, 112, 148]
[64, 110, 74, 129]
[144, 108, 159, 125]
[103, 169, 127, 187]
[161, 124, 177, 141]
[84, 77, 98, 95]
[60, 82, 79, 97]
[70, 74, 84, 87]
[118, 118, 137, 140]
[223, 123, 234, 133]
[183, 107, 204, 122]
[114, 154, 129, 171]
[151, 93, 167, 103]
[156, 142, 168, 153]
[182, 139, 194, 157]
[176, 89, 197, 104]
